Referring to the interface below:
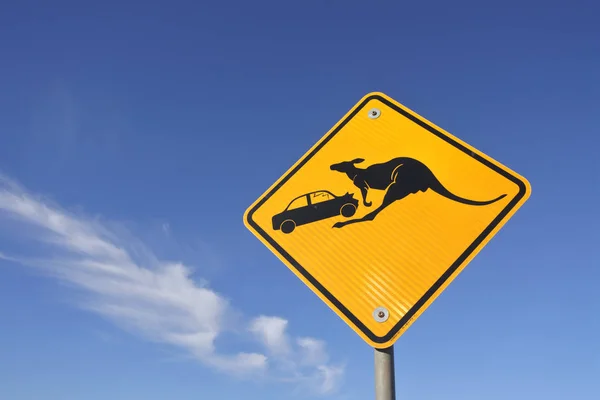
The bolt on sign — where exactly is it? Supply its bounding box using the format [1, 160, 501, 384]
[243, 92, 531, 348]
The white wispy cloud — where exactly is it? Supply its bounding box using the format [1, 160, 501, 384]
[0, 173, 344, 395]
[250, 316, 292, 356]
[249, 315, 346, 396]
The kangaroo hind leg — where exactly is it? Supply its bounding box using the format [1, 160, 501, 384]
[360, 186, 372, 207]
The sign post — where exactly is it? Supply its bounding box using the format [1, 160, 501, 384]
[375, 346, 396, 400]
[244, 92, 530, 397]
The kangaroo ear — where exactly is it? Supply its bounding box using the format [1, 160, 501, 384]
[350, 158, 365, 164]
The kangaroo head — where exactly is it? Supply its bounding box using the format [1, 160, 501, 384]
[330, 158, 365, 173]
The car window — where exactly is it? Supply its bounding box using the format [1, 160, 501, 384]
[287, 195, 308, 210]
[310, 192, 332, 204]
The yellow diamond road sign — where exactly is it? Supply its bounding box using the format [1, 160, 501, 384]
[243, 92, 531, 348]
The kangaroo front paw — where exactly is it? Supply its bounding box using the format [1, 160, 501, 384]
[364, 201, 372, 207]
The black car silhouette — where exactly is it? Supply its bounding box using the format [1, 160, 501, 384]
[272, 190, 359, 234]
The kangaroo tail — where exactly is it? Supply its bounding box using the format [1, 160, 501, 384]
[430, 178, 507, 206]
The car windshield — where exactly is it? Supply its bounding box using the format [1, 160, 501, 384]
[310, 191, 334, 204]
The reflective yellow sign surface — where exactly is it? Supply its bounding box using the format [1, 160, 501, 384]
[244, 92, 531, 348]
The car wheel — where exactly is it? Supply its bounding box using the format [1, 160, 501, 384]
[340, 203, 356, 217]
[280, 219, 296, 234]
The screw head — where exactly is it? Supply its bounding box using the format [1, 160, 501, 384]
[368, 108, 381, 119]
[373, 306, 389, 322]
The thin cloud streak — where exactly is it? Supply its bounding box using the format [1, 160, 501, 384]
[0, 174, 344, 395]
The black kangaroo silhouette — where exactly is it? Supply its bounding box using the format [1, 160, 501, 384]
[329, 157, 507, 228]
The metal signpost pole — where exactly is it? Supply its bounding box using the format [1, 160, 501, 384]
[374, 346, 396, 400]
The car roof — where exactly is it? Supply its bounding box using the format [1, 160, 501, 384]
[283, 190, 337, 209]
[308, 189, 335, 196]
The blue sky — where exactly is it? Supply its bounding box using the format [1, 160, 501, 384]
[0, 1, 599, 399]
